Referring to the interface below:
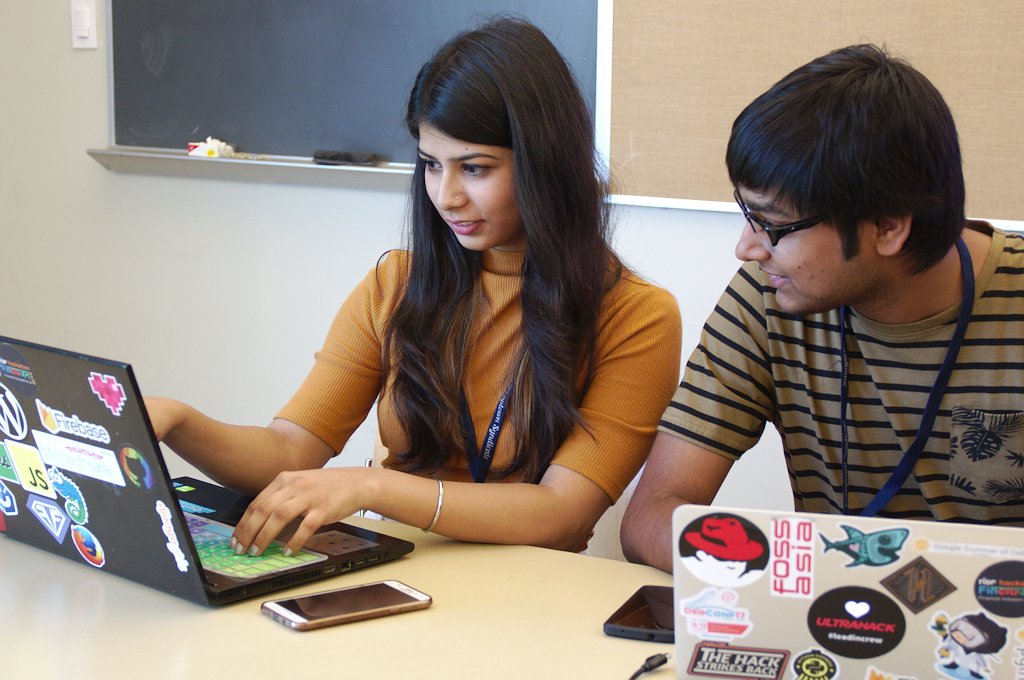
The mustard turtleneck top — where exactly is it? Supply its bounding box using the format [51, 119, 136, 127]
[277, 248, 681, 501]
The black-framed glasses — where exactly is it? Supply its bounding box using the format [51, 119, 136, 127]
[733, 189, 823, 247]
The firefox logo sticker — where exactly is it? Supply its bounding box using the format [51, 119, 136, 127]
[71, 524, 105, 567]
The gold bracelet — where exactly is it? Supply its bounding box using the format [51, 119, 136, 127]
[423, 479, 444, 532]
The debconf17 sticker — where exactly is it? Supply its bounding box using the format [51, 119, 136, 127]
[806, 586, 905, 659]
[975, 561, 1024, 618]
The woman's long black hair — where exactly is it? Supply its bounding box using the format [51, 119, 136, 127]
[382, 16, 620, 483]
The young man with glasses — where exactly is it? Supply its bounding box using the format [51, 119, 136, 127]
[621, 43, 1024, 572]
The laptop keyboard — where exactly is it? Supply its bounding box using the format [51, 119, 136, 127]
[185, 515, 327, 580]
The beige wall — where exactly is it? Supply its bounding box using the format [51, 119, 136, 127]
[0, 2, 789, 512]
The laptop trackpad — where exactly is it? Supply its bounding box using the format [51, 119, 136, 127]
[304, 530, 379, 555]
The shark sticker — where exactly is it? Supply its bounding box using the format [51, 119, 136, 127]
[821, 525, 909, 567]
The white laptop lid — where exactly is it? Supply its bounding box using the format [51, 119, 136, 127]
[672, 504, 1024, 679]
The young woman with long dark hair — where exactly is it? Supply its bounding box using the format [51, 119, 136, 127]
[147, 17, 681, 556]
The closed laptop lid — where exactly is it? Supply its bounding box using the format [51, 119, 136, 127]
[0, 336, 415, 606]
[672, 504, 1024, 679]
[0, 337, 210, 603]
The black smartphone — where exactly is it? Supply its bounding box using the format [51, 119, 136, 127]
[261, 580, 432, 631]
[603, 585, 674, 642]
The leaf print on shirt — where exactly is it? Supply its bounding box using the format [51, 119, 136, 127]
[953, 409, 1024, 462]
[949, 406, 1024, 503]
[983, 477, 1024, 501]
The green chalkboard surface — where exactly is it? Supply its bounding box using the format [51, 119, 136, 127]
[111, 0, 598, 162]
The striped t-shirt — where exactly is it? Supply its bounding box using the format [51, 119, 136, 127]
[662, 222, 1024, 526]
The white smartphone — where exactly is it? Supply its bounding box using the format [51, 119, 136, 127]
[261, 580, 432, 631]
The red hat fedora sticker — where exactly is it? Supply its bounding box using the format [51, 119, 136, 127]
[680, 513, 770, 587]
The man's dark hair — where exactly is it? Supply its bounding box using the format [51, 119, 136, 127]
[727, 44, 965, 272]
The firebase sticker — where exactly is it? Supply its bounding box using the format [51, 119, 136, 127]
[36, 399, 111, 444]
[771, 515, 815, 598]
[87, 372, 126, 416]
[688, 642, 789, 679]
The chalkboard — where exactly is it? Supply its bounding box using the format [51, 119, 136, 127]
[111, 0, 598, 163]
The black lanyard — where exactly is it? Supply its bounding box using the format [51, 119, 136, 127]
[839, 237, 974, 516]
[459, 384, 512, 483]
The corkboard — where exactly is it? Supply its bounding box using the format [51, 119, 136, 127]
[610, 0, 1024, 220]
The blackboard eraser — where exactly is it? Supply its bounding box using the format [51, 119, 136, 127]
[313, 150, 384, 166]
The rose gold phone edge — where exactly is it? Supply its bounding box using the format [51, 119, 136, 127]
[261, 579, 432, 631]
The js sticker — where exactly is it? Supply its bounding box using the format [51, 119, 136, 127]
[6, 440, 56, 499]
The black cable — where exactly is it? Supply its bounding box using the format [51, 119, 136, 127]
[628, 653, 670, 680]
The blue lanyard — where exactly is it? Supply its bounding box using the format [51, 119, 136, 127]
[459, 384, 512, 483]
[839, 237, 974, 516]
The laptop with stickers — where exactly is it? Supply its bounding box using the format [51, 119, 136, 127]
[0, 336, 414, 606]
[672, 504, 1024, 680]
